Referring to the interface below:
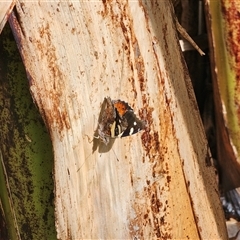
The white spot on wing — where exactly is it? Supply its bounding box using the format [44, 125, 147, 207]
[129, 127, 134, 135]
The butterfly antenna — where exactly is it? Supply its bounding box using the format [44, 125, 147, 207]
[112, 148, 119, 161]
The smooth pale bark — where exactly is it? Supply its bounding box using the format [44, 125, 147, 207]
[9, 1, 227, 239]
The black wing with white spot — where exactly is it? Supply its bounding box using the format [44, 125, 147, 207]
[119, 110, 145, 138]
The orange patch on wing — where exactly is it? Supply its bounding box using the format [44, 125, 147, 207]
[113, 102, 128, 117]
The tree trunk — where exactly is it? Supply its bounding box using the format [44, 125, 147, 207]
[7, 1, 227, 239]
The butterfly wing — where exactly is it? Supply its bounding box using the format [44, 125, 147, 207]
[95, 97, 116, 144]
[118, 110, 146, 138]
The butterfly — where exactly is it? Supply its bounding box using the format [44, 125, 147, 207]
[94, 97, 145, 145]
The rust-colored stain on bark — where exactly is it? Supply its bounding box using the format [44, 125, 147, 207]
[131, 101, 174, 239]
[101, 0, 147, 100]
[129, 180, 172, 239]
[221, 1, 240, 123]
[37, 24, 71, 136]
[10, 11, 71, 138]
